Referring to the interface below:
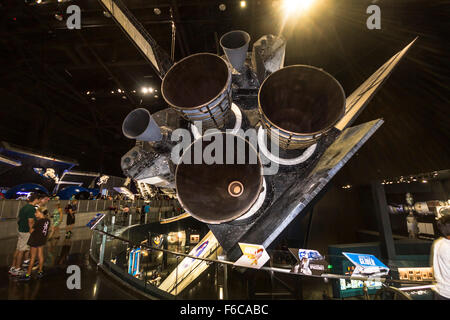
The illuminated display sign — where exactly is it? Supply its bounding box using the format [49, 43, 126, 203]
[128, 248, 141, 277]
[289, 248, 328, 276]
[343, 252, 389, 277]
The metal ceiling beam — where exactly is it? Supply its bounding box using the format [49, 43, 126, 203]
[171, 0, 190, 57]
[99, 0, 173, 79]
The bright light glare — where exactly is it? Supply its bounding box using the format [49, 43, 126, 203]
[283, 0, 315, 15]
[141, 87, 153, 94]
[240, 1, 246, 8]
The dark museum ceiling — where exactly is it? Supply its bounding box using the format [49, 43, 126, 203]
[0, 0, 448, 185]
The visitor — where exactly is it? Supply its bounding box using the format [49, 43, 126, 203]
[39, 195, 50, 206]
[19, 206, 51, 281]
[49, 202, 63, 239]
[22, 193, 49, 269]
[8, 193, 40, 276]
[123, 206, 130, 221]
[65, 199, 78, 239]
[144, 202, 151, 216]
[431, 215, 450, 300]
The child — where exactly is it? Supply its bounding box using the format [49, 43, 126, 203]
[19, 206, 51, 281]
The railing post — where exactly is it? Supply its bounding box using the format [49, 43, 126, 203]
[0, 200, 4, 219]
[111, 214, 115, 232]
[16, 200, 22, 218]
[175, 255, 180, 298]
[98, 225, 108, 265]
[224, 262, 228, 300]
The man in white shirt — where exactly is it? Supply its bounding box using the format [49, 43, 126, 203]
[431, 215, 450, 300]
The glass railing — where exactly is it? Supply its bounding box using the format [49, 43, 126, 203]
[89, 213, 436, 300]
[0, 198, 182, 219]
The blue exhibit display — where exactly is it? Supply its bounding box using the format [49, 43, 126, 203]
[0, 142, 77, 192]
[343, 252, 389, 270]
[57, 186, 90, 200]
[4, 183, 49, 199]
[343, 252, 390, 277]
[328, 243, 384, 298]
[128, 248, 141, 277]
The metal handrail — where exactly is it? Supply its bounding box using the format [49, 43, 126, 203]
[92, 227, 434, 287]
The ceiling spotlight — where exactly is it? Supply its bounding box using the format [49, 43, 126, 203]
[122, 96, 127, 99]
[117, 88, 122, 93]
[111, 90, 115, 94]
[141, 87, 148, 94]
[91, 97, 96, 101]
[86, 91, 90, 95]
[154, 95, 159, 98]
[283, 0, 315, 15]
[240, 1, 247, 8]
[36, 0, 42, 4]
[154, 8, 161, 15]
[219, 3, 226, 11]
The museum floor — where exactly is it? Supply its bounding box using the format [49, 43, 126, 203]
[0, 227, 141, 300]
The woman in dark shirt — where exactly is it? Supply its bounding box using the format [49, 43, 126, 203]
[19, 207, 50, 281]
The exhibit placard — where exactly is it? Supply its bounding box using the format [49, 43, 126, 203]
[234, 243, 270, 269]
[342, 252, 389, 277]
[289, 248, 328, 276]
